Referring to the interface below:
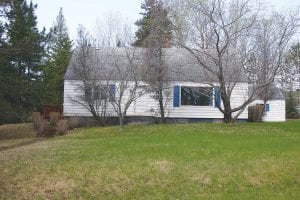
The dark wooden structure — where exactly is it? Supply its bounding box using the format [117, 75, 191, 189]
[42, 105, 63, 119]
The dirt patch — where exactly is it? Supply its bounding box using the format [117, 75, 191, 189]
[24, 177, 77, 199]
[0, 139, 45, 152]
[246, 175, 262, 186]
[191, 174, 211, 185]
[152, 160, 173, 173]
[42, 178, 76, 194]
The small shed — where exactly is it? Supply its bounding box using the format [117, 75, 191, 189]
[251, 87, 286, 122]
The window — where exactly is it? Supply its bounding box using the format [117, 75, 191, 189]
[265, 103, 270, 112]
[109, 84, 116, 102]
[181, 87, 213, 106]
[94, 85, 108, 101]
[84, 84, 115, 102]
[84, 85, 92, 102]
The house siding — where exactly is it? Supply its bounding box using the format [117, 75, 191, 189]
[64, 80, 249, 120]
[252, 100, 286, 122]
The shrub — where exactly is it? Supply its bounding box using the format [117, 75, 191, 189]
[67, 116, 80, 129]
[248, 104, 264, 122]
[37, 120, 56, 137]
[57, 120, 68, 135]
[286, 92, 299, 119]
[49, 112, 60, 126]
[32, 112, 41, 130]
[37, 120, 46, 137]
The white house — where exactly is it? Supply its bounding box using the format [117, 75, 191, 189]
[63, 48, 285, 123]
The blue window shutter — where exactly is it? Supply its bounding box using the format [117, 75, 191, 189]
[109, 84, 116, 101]
[266, 103, 270, 112]
[214, 86, 221, 108]
[173, 85, 180, 107]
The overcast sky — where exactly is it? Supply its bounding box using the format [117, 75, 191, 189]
[32, 0, 300, 40]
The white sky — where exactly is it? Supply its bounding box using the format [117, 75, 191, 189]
[32, 0, 300, 40]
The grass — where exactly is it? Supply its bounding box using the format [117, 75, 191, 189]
[0, 121, 300, 199]
[0, 123, 35, 140]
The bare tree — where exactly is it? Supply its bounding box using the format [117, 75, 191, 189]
[140, 0, 173, 123]
[109, 48, 145, 127]
[143, 48, 172, 123]
[95, 17, 146, 127]
[278, 42, 300, 92]
[169, 0, 299, 123]
[245, 12, 299, 118]
[71, 26, 111, 125]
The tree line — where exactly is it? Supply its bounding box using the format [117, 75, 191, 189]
[0, 0, 72, 125]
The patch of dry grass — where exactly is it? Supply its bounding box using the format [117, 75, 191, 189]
[0, 123, 35, 139]
[152, 160, 173, 173]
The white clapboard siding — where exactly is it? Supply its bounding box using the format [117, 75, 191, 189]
[164, 82, 248, 119]
[63, 80, 116, 117]
[252, 100, 286, 122]
[64, 80, 249, 119]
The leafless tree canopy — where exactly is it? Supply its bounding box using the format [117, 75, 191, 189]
[141, 0, 173, 123]
[72, 20, 145, 127]
[168, 0, 299, 122]
[278, 42, 300, 92]
[71, 26, 111, 125]
[108, 47, 145, 127]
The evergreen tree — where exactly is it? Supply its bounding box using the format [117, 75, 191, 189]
[0, 2, 17, 124]
[134, 0, 172, 47]
[286, 92, 298, 119]
[4, 0, 45, 122]
[44, 8, 72, 105]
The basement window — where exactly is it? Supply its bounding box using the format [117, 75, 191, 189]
[181, 87, 213, 106]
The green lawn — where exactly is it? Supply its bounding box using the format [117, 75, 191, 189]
[0, 121, 300, 199]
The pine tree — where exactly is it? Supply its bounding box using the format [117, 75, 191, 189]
[44, 8, 72, 105]
[134, 0, 172, 47]
[1, 0, 45, 122]
[0, 2, 17, 124]
[286, 92, 299, 119]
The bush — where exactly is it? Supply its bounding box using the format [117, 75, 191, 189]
[286, 92, 299, 119]
[67, 116, 80, 129]
[32, 112, 41, 130]
[49, 112, 60, 126]
[57, 120, 68, 135]
[37, 120, 56, 137]
[248, 104, 264, 122]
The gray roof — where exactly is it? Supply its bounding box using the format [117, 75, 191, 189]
[65, 47, 247, 82]
[267, 86, 285, 100]
[249, 85, 285, 100]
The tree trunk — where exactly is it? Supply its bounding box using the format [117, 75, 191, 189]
[158, 89, 166, 124]
[119, 114, 125, 128]
[224, 112, 233, 123]
[223, 98, 233, 123]
[258, 94, 268, 122]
